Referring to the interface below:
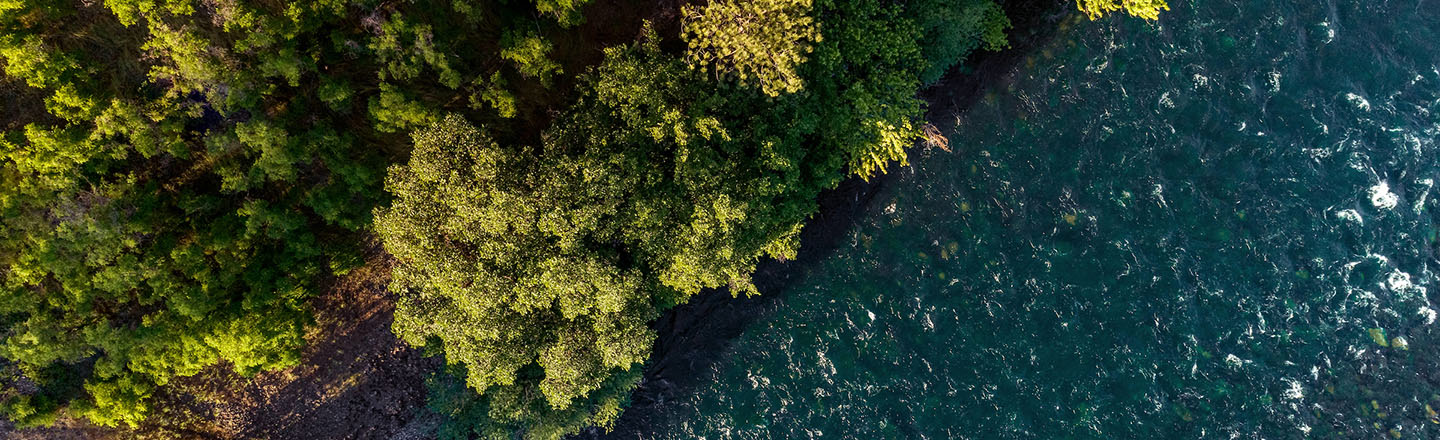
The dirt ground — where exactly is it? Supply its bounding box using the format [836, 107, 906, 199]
[159, 252, 440, 440]
[0, 247, 439, 440]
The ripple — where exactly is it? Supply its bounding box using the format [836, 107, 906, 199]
[633, 1, 1440, 438]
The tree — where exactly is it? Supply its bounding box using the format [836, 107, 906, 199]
[911, 0, 1011, 84]
[1077, 0, 1169, 20]
[375, 114, 659, 439]
[534, 0, 594, 27]
[501, 29, 563, 85]
[683, 0, 820, 97]
[0, 0, 377, 427]
[1, 0, 616, 429]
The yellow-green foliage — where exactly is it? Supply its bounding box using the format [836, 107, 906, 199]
[378, 114, 657, 411]
[683, 0, 819, 97]
[501, 30, 563, 85]
[1077, 0, 1169, 20]
[534, 0, 593, 27]
[472, 73, 518, 118]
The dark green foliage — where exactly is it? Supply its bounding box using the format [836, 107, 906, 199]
[911, 0, 1012, 84]
[0, 0, 593, 429]
[425, 363, 640, 440]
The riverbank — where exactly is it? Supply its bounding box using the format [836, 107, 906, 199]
[600, 0, 1440, 436]
[0, 1, 1076, 438]
[583, 0, 1077, 437]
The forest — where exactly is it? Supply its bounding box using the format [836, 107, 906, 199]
[0, 0, 1161, 438]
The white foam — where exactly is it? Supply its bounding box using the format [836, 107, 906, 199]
[1415, 178, 1433, 214]
[1347, 153, 1369, 172]
[1193, 73, 1210, 89]
[1419, 306, 1437, 325]
[1225, 354, 1244, 368]
[1159, 92, 1175, 109]
[1346, 93, 1371, 112]
[1282, 378, 1305, 400]
[1386, 270, 1413, 291]
[1370, 181, 1399, 210]
[1334, 208, 1363, 225]
[1353, 288, 1380, 308]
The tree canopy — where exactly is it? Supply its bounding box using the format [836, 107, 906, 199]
[682, 0, 820, 97]
[0, 0, 606, 429]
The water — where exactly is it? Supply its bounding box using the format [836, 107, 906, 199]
[632, 0, 1440, 438]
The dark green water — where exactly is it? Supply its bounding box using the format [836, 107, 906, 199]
[636, 0, 1440, 438]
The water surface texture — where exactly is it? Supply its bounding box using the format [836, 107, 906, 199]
[637, 0, 1440, 438]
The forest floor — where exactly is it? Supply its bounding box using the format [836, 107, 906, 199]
[0, 0, 1074, 439]
[155, 250, 439, 440]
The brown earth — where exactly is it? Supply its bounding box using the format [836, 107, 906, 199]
[152, 249, 439, 440]
[0, 245, 437, 440]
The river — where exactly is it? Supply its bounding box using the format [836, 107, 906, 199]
[621, 0, 1440, 438]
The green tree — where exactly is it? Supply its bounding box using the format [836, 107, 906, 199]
[911, 0, 1011, 84]
[534, 0, 594, 27]
[501, 29, 563, 85]
[376, 114, 659, 439]
[0, 0, 607, 428]
[1077, 0, 1169, 20]
[683, 0, 820, 96]
[0, 0, 378, 427]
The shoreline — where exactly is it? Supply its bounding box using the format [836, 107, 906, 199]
[584, 0, 1076, 437]
[0, 1, 1077, 438]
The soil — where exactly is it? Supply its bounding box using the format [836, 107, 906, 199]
[0, 0, 1074, 439]
[162, 250, 440, 440]
[0, 247, 437, 440]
